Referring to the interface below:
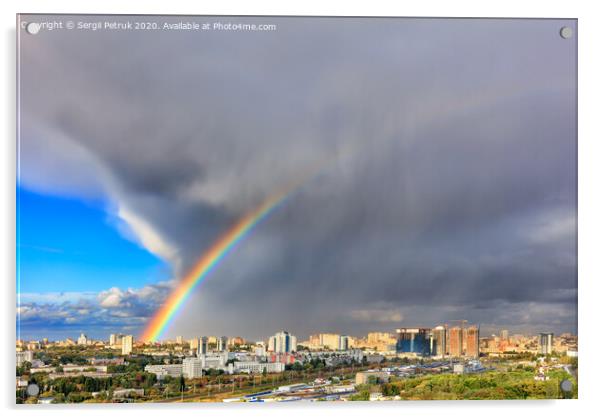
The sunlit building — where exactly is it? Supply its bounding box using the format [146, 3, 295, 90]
[339, 335, 350, 351]
[16, 350, 33, 366]
[121, 335, 133, 355]
[367, 332, 393, 344]
[200, 351, 228, 369]
[197, 336, 208, 355]
[231, 361, 285, 374]
[317, 333, 340, 350]
[183, 357, 203, 378]
[500, 329, 509, 341]
[431, 325, 447, 357]
[268, 331, 297, 353]
[217, 336, 228, 352]
[539, 333, 554, 355]
[145, 364, 183, 379]
[109, 334, 123, 347]
[448, 327, 463, 357]
[77, 333, 88, 345]
[228, 336, 245, 346]
[396, 328, 431, 356]
[464, 326, 479, 357]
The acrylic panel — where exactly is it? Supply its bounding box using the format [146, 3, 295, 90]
[16, 15, 577, 403]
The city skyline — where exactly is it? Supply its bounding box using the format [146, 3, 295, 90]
[18, 16, 577, 342]
[18, 323, 574, 345]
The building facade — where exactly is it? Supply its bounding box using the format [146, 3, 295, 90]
[121, 335, 133, 355]
[197, 336, 208, 355]
[183, 357, 203, 378]
[268, 331, 297, 354]
[16, 350, 33, 366]
[431, 325, 447, 357]
[448, 327, 463, 357]
[464, 326, 480, 358]
[144, 364, 183, 379]
[539, 333, 554, 355]
[217, 336, 228, 352]
[396, 328, 431, 356]
[231, 361, 285, 374]
[339, 335, 350, 351]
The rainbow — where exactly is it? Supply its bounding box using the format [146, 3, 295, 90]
[140, 84, 537, 342]
[140, 179, 307, 342]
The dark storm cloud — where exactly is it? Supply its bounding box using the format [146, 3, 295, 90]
[111, 154, 206, 197]
[18, 16, 577, 339]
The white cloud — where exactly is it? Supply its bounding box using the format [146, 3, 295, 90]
[117, 206, 181, 273]
[98, 287, 124, 308]
[18, 281, 175, 330]
[20, 123, 184, 283]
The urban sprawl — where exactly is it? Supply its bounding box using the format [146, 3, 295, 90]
[16, 322, 578, 403]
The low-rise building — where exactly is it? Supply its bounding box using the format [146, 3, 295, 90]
[355, 371, 389, 385]
[16, 350, 33, 366]
[182, 357, 203, 378]
[200, 351, 228, 369]
[144, 364, 183, 379]
[62, 364, 108, 373]
[230, 361, 284, 374]
[365, 354, 384, 364]
[30, 365, 55, 374]
[113, 388, 145, 398]
[90, 357, 125, 366]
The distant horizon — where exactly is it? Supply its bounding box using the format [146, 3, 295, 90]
[17, 325, 577, 344]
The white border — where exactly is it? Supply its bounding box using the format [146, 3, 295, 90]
[2, 1, 601, 418]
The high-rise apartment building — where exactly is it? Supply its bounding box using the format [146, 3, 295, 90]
[539, 333, 554, 355]
[268, 331, 297, 353]
[367, 332, 393, 344]
[217, 336, 228, 352]
[317, 333, 340, 350]
[431, 325, 447, 357]
[189, 338, 199, 350]
[339, 335, 350, 351]
[197, 336, 208, 356]
[396, 328, 431, 356]
[228, 336, 245, 346]
[308, 334, 321, 348]
[448, 327, 463, 357]
[500, 329, 509, 341]
[122, 335, 134, 355]
[109, 333, 123, 346]
[464, 326, 479, 357]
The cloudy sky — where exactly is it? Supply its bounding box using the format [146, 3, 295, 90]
[17, 16, 576, 341]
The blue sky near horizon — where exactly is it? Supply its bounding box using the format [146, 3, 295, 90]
[17, 186, 169, 294]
